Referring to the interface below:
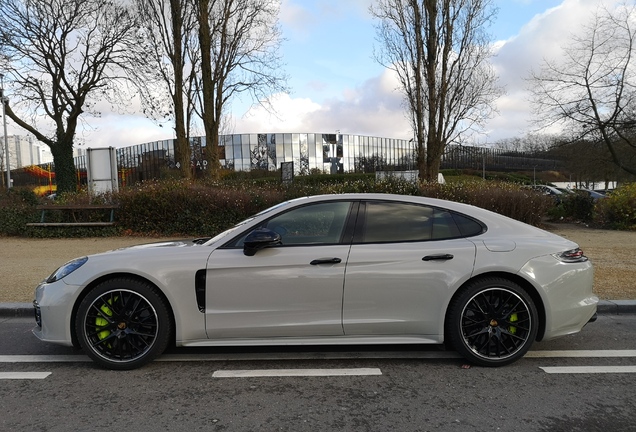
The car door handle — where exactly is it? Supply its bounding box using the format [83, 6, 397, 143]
[310, 257, 342, 265]
[422, 254, 454, 261]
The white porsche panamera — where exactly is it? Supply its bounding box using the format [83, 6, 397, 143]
[33, 193, 598, 370]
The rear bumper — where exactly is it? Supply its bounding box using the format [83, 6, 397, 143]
[518, 255, 598, 341]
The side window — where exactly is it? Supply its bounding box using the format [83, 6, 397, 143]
[451, 212, 486, 237]
[431, 209, 462, 240]
[361, 202, 434, 243]
[262, 201, 351, 245]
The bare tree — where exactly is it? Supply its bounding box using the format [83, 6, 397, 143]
[371, 0, 502, 182]
[196, 0, 287, 177]
[0, 0, 138, 193]
[494, 134, 557, 154]
[132, 0, 199, 178]
[531, 3, 636, 177]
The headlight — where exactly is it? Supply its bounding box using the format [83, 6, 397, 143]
[46, 257, 88, 283]
[552, 248, 588, 263]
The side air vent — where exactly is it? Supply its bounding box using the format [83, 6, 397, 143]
[195, 269, 206, 313]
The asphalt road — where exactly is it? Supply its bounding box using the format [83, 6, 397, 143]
[1, 315, 635, 432]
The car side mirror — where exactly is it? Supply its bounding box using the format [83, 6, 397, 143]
[243, 228, 282, 256]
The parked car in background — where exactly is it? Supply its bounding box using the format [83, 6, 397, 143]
[33, 194, 598, 370]
[575, 188, 607, 201]
[527, 185, 561, 196]
[524, 185, 570, 202]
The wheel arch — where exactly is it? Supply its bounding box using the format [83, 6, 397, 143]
[445, 271, 547, 342]
[70, 272, 176, 349]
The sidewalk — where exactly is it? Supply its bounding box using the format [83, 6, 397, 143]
[2, 300, 636, 318]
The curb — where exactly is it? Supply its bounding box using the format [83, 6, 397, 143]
[595, 300, 636, 315]
[0, 303, 33, 318]
[2, 300, 636, 319]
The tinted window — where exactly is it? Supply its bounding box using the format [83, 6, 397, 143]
[358, 201, 484, 243]
[432, 209, 462, 240]
[361, 202, 434, 243]
[225, 201, 353, 248]
[262, 201, 351, 245]
[451, 212, 485, 237]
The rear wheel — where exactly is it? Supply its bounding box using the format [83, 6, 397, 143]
[446, 278, 538, 367]
[75, 278, 172, 370]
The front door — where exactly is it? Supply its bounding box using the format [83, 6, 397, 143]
[205, 201, 355, 339]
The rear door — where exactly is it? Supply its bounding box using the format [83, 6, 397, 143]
[343, 200, 477, 337]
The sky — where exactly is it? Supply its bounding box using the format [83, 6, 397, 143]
[6, 0, 625, 148]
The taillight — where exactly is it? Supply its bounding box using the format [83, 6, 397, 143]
[553, 248, 588, 263]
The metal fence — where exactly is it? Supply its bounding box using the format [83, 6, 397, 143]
[441, 145, 560, 172]
[5, 138, 562, 192]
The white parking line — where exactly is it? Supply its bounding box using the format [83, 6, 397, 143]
[527, 350, 636, 358]
[0, 355, 90, 363]
[212, 368, 382, 378]
[540, 366, 636, 374]
[0, 372, 51, 379]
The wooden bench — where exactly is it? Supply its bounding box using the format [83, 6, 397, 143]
[27, 204, 119, 227]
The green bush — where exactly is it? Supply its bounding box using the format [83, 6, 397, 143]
[0, 176, 580, 238]
[115, 179, 284, 236]
[560, 192, 595, 222]
[420, 180, 552, 226]
[0, 187, 39, 236]
[594, 183, 636, 230]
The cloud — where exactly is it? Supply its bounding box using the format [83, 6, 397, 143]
[489, 0, 623, 141]
[76, 112, 170, 148]
[234, 68, 411, 138]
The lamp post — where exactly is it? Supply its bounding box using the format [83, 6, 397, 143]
[0, 73, 10, 189]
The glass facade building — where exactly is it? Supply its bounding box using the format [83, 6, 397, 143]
[215, 133, 415, 174]
[105, 133, 415, 182]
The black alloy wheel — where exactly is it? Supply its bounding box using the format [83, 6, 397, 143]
[75, 278, 172, 370]
[446, 278, 538, 367]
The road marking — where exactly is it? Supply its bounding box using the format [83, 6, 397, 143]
[540, 366, 636, 374]
[0, 355, 91, 363]
[0, 372, 51, 379]
[212, 368, 382, 378]
[527, 350, 636, 358]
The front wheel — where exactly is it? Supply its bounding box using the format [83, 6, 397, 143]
[446, 278, 538, 367]
[75, 278, 172, 370]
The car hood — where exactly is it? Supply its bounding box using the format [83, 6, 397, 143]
[114, 240, 199, 251]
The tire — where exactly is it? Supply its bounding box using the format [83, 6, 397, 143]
[446, 277, 538, 367]
[75, 278, 172, 370]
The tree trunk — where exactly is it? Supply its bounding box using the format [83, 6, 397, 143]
[171, 0, 192, 179]
[50, 141, 77, 194]
[198, 0, 221, 178]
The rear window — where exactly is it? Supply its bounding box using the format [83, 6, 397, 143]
[357, 201, 482, 243]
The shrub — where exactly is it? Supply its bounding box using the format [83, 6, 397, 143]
[0, 187, 39, 236]
[594, 183, 636, 230]
[115, 179, 284, 236]
[560, 192, 595, 222]
[0, 176, 568, 238]
[420, 180, 552, 226]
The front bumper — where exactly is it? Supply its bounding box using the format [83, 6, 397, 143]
[32, 280, 78, 347]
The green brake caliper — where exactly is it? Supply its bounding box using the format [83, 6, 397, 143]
[508, 313, 518, 335]
[96, 298, 116, 341]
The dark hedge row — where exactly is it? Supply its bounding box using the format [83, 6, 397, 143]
[2, 177, 633, 238]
